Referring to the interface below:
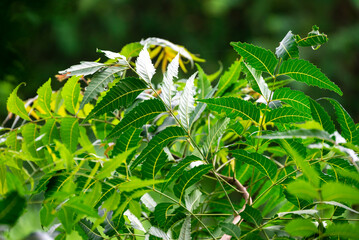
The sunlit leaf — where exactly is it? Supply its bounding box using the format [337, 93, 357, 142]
[136, 46, 156, 84]
[60, 117, 79, 153]
[179, 72, 197, 130]
[62, 75, 81, 114]
[215, 60, 241, 97]
[276, 31, 299, 60]
[37, 78, 52, 116]
[7, 83, 31, 121]
[59, 61, 105, 76]
[285, 219, 317, 237]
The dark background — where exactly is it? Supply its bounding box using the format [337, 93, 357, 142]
[1, 0, 358, 121]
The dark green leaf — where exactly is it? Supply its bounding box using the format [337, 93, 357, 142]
[240, 205, 262, 226]
[112, 126, 142, 157]
[203, 118, 230, 159]
[198, 97, 261, 123]
[0, 191, 26, 225]
[230, 41, 278, 75]
[231, 149, 277, 180]
[309, 98, 336, 133]
[130, 126, 186, 170]
[174, 164, 212, 201]
[326, 98, 359, 145]
[162, 155, 201, 191]
[272, 87, 310, 114]
[86, 77, 147, 121]
[295, 25, 328, 49]
[107, 98, 167, 139]
[220, 222, 241, 238]
[279, 59, 342, 95]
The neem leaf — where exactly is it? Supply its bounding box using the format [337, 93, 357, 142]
[7, 83, 31, 121]
[276, 31, 299, 60]
[0, 191, 26, 225]
[37, 78, 53, 116]
[62, 76, 81, 114]
[231, 41, 278, 75]
[285, 219, 317, 237]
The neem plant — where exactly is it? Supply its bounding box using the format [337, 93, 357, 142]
[1, 26, 359, 239]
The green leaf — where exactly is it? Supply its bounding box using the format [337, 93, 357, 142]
[174, 164, 212, 201]
[5, 129, 21, 151]
[112, 126, 142, 157]
[286, 180, 320, 201]
[317, 201, 359, 214]
[321, 182, 359, 205]
[266, 107, 311, 124]
[203, 118, 230, 159]
[179, 216, 192, 240]
[242, 62, 271, 102]
[231, 150, 277, 180]
[324, 223, 359, 238]
[278, 59, 342, 95]
[58, 207, 75, 234]
[326, 98, 359, 145]
[107, 98, 167, 139]
[0, 191, 26, 225]
[130, 126, 186, 170]
[240, 205, 262, 226]
[196, 63, 212, 99]
[60, 117, 79, 153]
[154, 203, 175, 228]
[22, 123, 44, 159]
[37, 78, 52, 116]
[86, 77, 147, 121]
[40, 203, 56, 227]
[141, 129, 188, 179]
[258, 129, 333, 142]
[272, 87, 310, 114]
[278, 139, 319, 186]
[295, 25, 328, 49]
[118, 178, 165, 192]
[7, 83, 31, 121]
[96, 149, 135, 180]
[179, 72, 197, 130]
[198, 97, 261, 123]
[80, 66, 126, 109]
[62, 76, 81, 114]
[220, 222, 241, 238]
[215, 60, 241, 97]
[59, 61, 105, 76]
[120, 42, 143, 59]
[285, 219, 317, 237]
[162, 155, 201, 191]
[40, 118, 60, 145]
[276, 31, 299, 60]
[230, 41, 278, 75]
[309, 98, 335, 133]
[149, 227, 170, 239]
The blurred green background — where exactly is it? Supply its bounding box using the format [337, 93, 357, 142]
[1, 0, 359, 121]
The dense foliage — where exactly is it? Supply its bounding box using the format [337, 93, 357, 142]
[1, 26, 359, 239]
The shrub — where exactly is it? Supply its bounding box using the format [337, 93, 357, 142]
[1, 26, 358, 239]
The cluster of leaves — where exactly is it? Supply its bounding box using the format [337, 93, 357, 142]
[1, 26, 359, 239]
